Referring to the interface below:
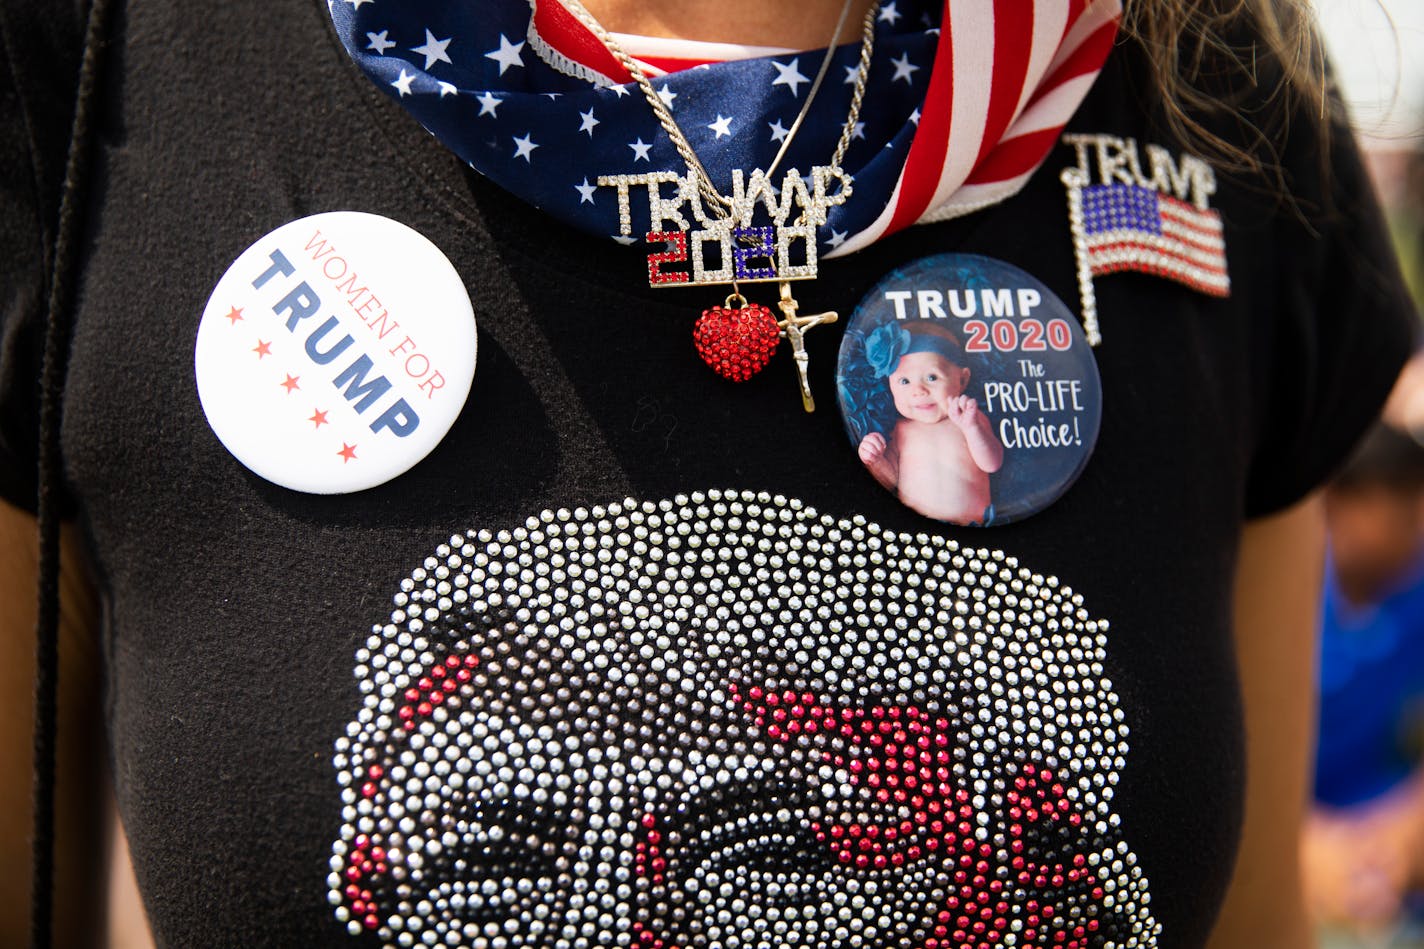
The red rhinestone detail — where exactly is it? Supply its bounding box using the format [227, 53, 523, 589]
[692, 303, 779, 382]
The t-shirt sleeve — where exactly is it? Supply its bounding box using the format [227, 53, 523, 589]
[1243, 100, 1420, 518]
[0, 0, 88, 512]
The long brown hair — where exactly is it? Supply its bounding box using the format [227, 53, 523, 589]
[1124, 0, 1332, 176]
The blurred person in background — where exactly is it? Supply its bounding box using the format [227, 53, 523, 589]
[1307, 409, 1424, 948]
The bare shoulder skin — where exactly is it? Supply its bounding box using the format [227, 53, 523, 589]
[0, 498, 105, 945]
[1207, 494, 1325, 949]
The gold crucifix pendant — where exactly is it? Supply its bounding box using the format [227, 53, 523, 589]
[775, 282, 838, 413]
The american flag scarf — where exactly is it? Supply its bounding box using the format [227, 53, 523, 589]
[329, 0, 1121, 258]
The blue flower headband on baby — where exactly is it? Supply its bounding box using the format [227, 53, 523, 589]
[865, 323, 966, 377]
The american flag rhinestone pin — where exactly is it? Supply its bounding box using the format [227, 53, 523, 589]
[1061, 139, 1230, 346]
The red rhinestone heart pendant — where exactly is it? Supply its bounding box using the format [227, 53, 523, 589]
[692, 296, 781, 382]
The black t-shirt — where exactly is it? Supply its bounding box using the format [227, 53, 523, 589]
[1, 2, 1416, 946]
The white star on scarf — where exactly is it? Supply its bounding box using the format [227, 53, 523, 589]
[579, 108, 601, 136]
[768, 119, 789, 143]
[512, 133, 539, 161]
[629, 138, 652, 161]
[878, 2, 902, 24]
[437, 81, 457, 97]
[825, 228, 848, 248]
[476, 91, 502, 116]
[391, 69, 415, 96]
[412, 30, 453, 69]
[891, 52, 920, 84]
[485, 35, 525, 75]
[708, 115, 733, 139]
[575, 178, 598, 204]
[772, 59, 809, 96]
[657, 85, 677, 108]
[365, 30, 395, 55]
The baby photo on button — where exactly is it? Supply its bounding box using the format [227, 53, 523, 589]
[837, 254, 1103, 528]
[857, 322, 1004, 525]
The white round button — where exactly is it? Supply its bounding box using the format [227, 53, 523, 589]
[195, 211, 476, 494]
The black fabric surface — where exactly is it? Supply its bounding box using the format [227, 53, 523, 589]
[0, 0, 88, 512]
[0, 1, 1417, 946]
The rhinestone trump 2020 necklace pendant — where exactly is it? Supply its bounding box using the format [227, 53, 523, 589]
[568, 0, 879, 411]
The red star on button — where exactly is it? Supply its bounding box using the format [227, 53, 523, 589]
[337, 443, 358, 463]
[253, 340, 272, 359]
[224, 306, 244, 325]
[309, 409, 329, 428]
[280, 373, 300, 393]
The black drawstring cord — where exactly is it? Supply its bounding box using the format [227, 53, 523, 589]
[32, 0, 114, 943]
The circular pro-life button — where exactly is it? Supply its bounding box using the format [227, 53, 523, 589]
[835, 254, 1101, 527]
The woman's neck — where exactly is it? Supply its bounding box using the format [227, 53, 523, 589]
[573, 0, 879, 49]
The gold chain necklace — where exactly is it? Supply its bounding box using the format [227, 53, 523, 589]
[571, 0, 881, 410]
